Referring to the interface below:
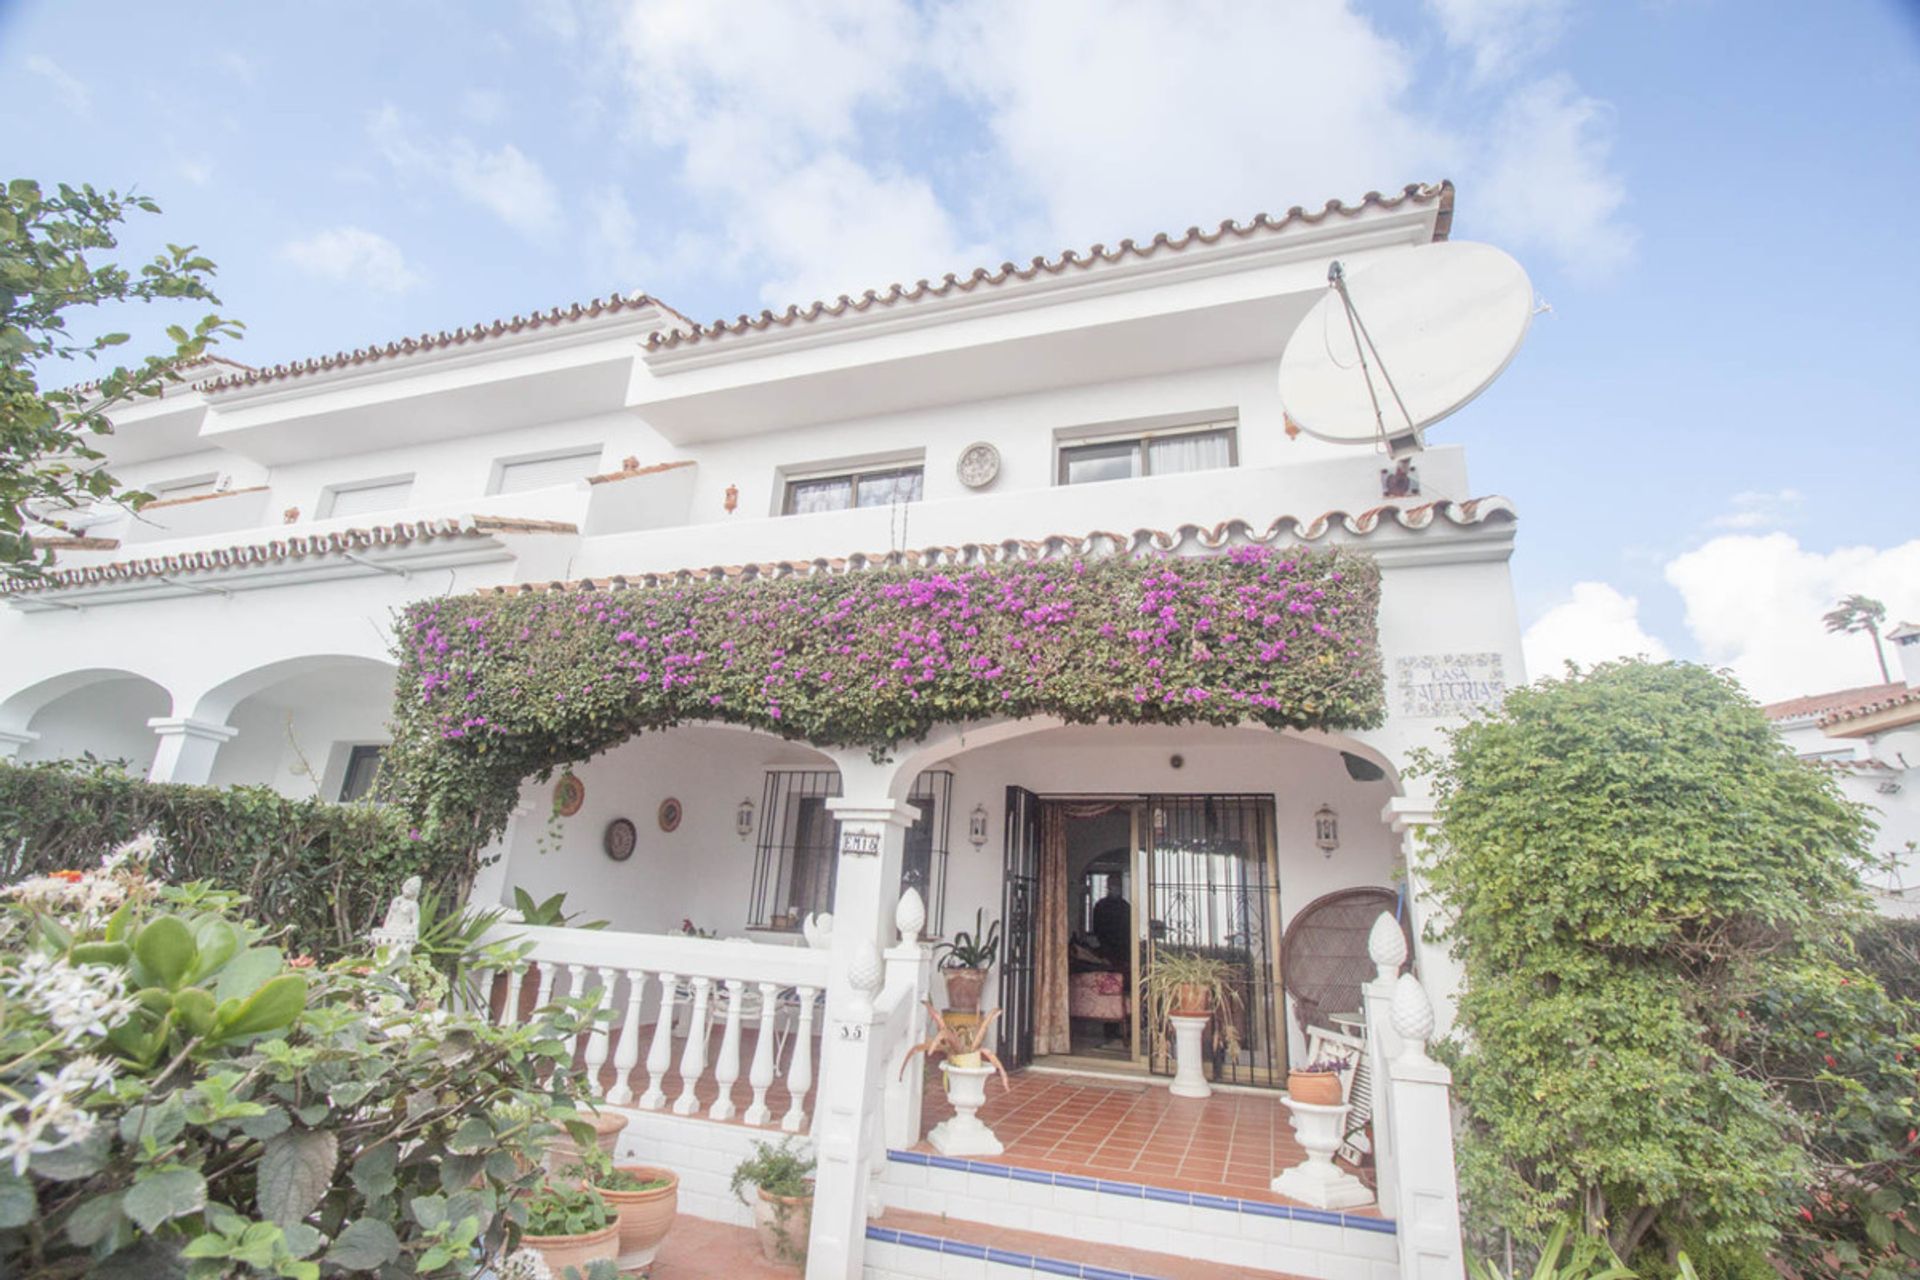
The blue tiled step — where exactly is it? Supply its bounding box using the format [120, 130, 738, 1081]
[866, 1210, 1306, 1280]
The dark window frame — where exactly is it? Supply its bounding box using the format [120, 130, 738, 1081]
[780, 463, 925, 515]
[1056, 423, 1239, 486]
[337, 744, 386, 803]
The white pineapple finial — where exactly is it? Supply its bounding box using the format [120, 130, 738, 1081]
[847, 938, 883, 1020]
[1390, 972, 1436, 1063]
[895, 888, 927, 942]
[1367, 911, 1407, 982]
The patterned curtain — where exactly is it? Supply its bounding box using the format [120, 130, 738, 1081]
[1034, 801, 1130, 1057]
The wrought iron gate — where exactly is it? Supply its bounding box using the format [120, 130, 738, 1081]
[999, 786, 1041, 1070]
[1142, 794, 1283, 1088]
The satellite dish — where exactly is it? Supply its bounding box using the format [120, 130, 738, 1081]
[1277, 241, 1532, 457]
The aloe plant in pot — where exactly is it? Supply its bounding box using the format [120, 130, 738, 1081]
[933, 909, 1001, 1013]
[731, 1137, 816, 1266]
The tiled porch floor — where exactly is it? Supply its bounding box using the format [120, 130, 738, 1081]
[917, 1068, 1372, 1210]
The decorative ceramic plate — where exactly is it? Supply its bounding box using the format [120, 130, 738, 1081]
[603, 817, 637, 862]
[956, 441, 1001, 489]
[657, 797, 683, 833]
[553, 774, 585, 817]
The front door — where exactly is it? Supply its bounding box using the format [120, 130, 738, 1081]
[999, 786, 1042, 1069]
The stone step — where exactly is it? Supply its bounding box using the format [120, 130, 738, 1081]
[877, 1150, 1398, 1280]
[867, 1207, 1310, 1280]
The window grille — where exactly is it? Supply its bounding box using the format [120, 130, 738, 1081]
[748, 768, 952, 934]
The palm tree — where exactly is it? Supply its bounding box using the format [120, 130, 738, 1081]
[1823, 593, 1891, 683]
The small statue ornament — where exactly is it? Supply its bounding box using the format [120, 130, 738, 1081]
[371, 875, 423, 956]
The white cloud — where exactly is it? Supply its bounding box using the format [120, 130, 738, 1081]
[25, 55, 89, 114]
[1664, 533, 1920, 702]
[1426, 0, 1571, 82]
[368, 106, 562, 240]
[1523, 581, 1670, 679]
[1475, 74, 1633, 280]
[280, 227, 424, 294]
[1707, 488, 1803, 532]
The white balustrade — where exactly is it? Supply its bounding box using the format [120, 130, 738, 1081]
[478, 922, 832, 1134]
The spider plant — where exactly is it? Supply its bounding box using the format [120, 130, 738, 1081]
[933, 909, 1001, 971]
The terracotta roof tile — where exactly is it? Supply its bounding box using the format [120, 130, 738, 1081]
[29, 536, 120, 551]
[203, 293, 688, 395]
[1819, 686, 1920, 729]
[586, 459, 697, 486]
[1762, 683, 1906, 722]
[648, 182, 1454, 353]
[4, 516, 578, 597]
[141, 485, 268, 510]
[478, 496, 1512, 597]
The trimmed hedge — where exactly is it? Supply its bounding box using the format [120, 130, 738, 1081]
[0, 758, 443, 958]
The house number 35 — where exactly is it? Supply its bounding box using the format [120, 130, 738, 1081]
[837, 1024, 866, 1041]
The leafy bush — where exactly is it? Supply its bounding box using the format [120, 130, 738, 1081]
[0, 759, 440, 959]
[730, 1138, 814, 1201]
[387, 546, 1384, 876]
[1422, 661, 1920, 1277]
[521, 1184, 608, 1238]
[0, 839, 595, 1278]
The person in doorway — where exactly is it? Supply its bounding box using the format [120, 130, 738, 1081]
[1090, 875, 1131, 1044]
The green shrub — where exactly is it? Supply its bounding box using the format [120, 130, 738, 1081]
[0, 842, 593, 1278]
[1422, 660, 1920, 1276]
[0, 758, 444, 959]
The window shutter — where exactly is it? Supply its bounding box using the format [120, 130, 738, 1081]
[325, 478, 413, 518]
[495, 449, 600, 494]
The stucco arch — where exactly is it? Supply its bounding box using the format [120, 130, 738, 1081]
[0, 666, 176, 732]
[0, 667, 175, 772]
[179, 653, 400, 726]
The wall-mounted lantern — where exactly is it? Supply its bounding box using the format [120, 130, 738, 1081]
[969, 803, 990, 848]
[1314, 804, 1340, 854]
[736, 797, 757, 840]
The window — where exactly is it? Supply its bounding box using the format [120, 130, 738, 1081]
[782, 464, 923, 515]
[748, 769, 952, 933]
[1058, 423, 1237, 486]
[320, 476, 414, 519]
[150, 474, 220, 500]
[491, 447, 602, 495]
[337, 745, 385, 803]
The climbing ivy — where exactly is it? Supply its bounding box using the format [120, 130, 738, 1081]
[385, 545, 1385, 879]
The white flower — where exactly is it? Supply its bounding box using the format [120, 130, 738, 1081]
[101, 832, 158, 873]
[0, 1056, 114, 1175]
[496, 1248, 555, 1280]
[2, 955, 138, 1044]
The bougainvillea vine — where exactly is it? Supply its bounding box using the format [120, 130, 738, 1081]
[384, 544, 1384, 877]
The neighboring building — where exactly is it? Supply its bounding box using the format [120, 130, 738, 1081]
[1764, 625, 1920, 918]
[1, 181, 1511, 1279]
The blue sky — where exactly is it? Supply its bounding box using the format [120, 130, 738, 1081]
[4, 0, 1917, 701]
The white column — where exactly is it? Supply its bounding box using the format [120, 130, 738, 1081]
[1361, 912, 1407, 1220]
[881, 889, 932, 1150]
[1384, 797, 1461, 1038]
[805, 753, 914, 1280]
[1386, 974, 1466, 1280]
[146, 716, 237, 785]
[0, 728, 40, 761]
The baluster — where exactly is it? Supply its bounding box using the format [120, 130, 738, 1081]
[709, 980, 746, 1121]
[556, 964, 588, 1084]
[500, 966, 526, 1026]
[606, 968, 647, 1106]
[581, 966, 616, 1100]
[781, 985, 818, 1133]
[533, 961, 559, 1010]
[639, 972, 677, 1110]
[744, 981, 780, 1126]
[672, 977, 712, 1116]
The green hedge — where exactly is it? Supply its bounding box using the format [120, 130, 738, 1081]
[0, 758, 444, 958]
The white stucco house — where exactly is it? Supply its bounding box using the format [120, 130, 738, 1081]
[1763, 627, 1920, 918]
[1, 181, 1521, 1280]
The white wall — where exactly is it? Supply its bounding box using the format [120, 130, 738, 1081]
[20, 678, 169, 773]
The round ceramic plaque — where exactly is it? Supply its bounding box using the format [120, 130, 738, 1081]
[553, 775, 585, 817]
[603, 817, 637, 862]
[956, 441, 1001, 489]
[657, 797, 683, 833]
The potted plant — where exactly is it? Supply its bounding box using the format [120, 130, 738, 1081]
[520, 1182, 620, 1275]
[545, 1106, 630, 1181]
[1287, 1056, 1351, 1106]
[933, 909, 1001, 1013]
[1142, 950, 1245, 1063]
[564, 1152, 681, 1273]
[730, 1138, 816, 1266]
[900, 1002, 1011, 1156]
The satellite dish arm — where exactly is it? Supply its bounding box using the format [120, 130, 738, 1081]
[1328, 260, 1419, 449]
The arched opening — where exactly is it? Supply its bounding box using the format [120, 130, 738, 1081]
[194, 656, 400, 799]
[4, 669, 173, 775]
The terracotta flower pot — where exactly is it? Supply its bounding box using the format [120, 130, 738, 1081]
[545, 1109, 630, 1183]
[601, 1165, 679, 1272]
[1173, 983, 1213, 1017]
[753, 1184, 814, 1266]
[523, 1219, 620, 1275]
[942, 967, 988, 1012]
[1287, 1069, 1344, 1106]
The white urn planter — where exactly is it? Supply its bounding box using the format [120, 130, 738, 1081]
[1168, 1014, 1213, 1099]
[1274, 1096, 1374, 1210]
[929, 1062, 1003, 1157]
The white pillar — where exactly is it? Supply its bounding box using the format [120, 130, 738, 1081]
[882, 889, 932, 1150]
[1384, 796, 1461, 1038]
[0, 728, 39, 761]
[1387, 974, 1466, 1280]
[146, 716, 237, 785]
[1361, 912, 1407, 1220]
[806, 752, 914, 1280]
